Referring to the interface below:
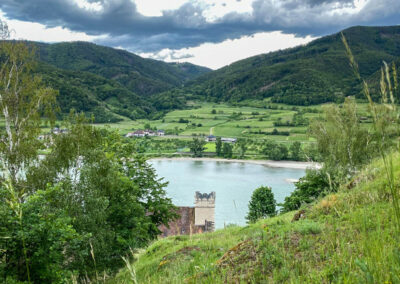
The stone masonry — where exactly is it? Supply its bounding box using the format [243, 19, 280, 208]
[194, 191, 215, 232]
[159, 192, 216, 237]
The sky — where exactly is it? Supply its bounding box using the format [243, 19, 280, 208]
[0, 0, 399, 69]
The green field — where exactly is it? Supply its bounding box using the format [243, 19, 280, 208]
[93, 101, 372, 144]
[94, 102, 319, 141]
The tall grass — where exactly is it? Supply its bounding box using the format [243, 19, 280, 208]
[341, 33, 400, 231]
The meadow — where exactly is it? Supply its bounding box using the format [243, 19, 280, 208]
[90, 101, 373, 158]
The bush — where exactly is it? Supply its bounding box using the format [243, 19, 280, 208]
[280, 169, 334, 213]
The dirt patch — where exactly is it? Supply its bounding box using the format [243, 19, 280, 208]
[292, 209, 306, 222]
[158, 246, 201, 270]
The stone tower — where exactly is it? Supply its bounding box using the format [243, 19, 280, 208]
[194, 191, 215, 232]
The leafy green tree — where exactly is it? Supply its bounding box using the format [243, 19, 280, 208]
[24, 118, 178, 277]
[290, 141, 303, 161]
[246, 186, 276, 223]
[216, 137, 222, 156]
[234, 139, 247, 158]
[0, 25, 177, 281]
[222, 143, 233, 158]
[189, 138, 206, 157]
[0, 39, 57, 190]
[0, 25, 57, 282]
[263, 140, 288, 160]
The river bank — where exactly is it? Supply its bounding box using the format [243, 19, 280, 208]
[148, 157, 320, 170]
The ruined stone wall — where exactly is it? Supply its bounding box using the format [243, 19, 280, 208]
[194, 192, 215, 230]
[159, 192, 216, 237]
[158, 207, 195, 237]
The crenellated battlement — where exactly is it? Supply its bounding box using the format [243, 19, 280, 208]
[195, 191, 216, 208]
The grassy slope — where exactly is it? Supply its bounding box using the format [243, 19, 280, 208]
[112, 153, 400, 283]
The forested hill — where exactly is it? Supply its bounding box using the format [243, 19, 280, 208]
[36, 41, 210, 96]
[185, 25, 400, 105]
[23, 26, 400, 122]
[23, 41, 210, 122]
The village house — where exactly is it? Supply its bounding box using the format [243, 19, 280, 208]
[52, 127, 69, 135]
[205, 135, 216, 142]
[205, 135, 237, 143]
[221, 137, 237, 143]
[125, 129, 165, 138]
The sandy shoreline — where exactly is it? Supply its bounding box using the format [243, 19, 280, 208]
[148, 157, 320, 170]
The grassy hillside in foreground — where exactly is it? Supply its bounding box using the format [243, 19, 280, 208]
[112, 153, 400, 283]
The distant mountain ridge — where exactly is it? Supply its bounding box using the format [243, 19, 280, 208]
[184, 25, 400, 105]
[28, 41, 210, 122]
[25, 25, 400, 122]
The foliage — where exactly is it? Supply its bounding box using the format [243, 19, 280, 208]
[1, 116, 178, 282]
[342, 32, 400, 231]
[310, 97, 376, 182]
[246, 186, 276, 223]
[222, 143, 233, 158]
[216, 137, 222, 156]
[234, 138, 248, 158]
[0, 36, 177, 282]
[289, 141, 303, 161]
[281, 169, 333, 213]
[262, 140, 289, 160]
[185, 26, 400, 106]
[189, 138, 206, 157]
[37, 41, 210, 97]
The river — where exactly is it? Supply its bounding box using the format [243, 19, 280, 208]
[149, 159, 306, 228]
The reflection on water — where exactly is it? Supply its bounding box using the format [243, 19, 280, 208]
[148, 159, 305, 229]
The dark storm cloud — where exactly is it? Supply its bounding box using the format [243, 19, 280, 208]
[0, 0, 399, 52]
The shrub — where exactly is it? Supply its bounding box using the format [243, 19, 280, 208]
[281, 169, 334, 213]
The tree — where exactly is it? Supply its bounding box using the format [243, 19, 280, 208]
[246, 186, 276, 223]
[289, 141, 303, 161]
[189, 138, 206, 157]
[216, 137, 222, 156]
[0, 21, 177, 281]
[0, 22, 57, 282]
[222, 142, 233, 158]
[234, 138, 247, 158]
[0, 36, 57, 190]
[263, 140, 288, 160]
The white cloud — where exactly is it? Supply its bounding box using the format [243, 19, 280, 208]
[140, 31, 316, 69]
[73, 0, 103, 12]
[0, 10, 102, 42]
[201, 0, 254, 22]
[134, 0, 254, 20]
[134, 0, 189, 16]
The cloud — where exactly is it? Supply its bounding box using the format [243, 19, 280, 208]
[0, 0, 399, 53]
[140, 31, 316, 69]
